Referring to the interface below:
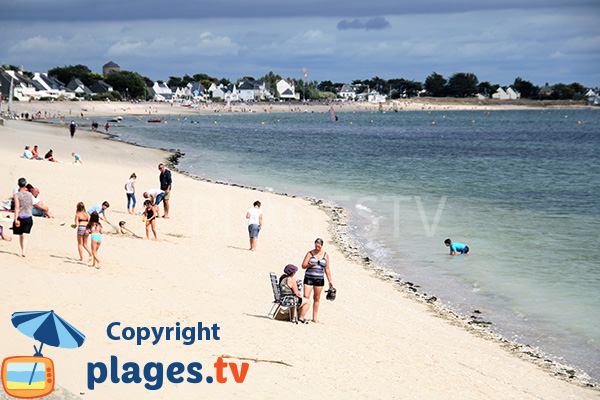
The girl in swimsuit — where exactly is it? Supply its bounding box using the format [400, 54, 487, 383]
[74, 202, 92, 261]
[87, 211, 103, 269]
[301, 238, 333, 323]
[143, 199, 158, 240]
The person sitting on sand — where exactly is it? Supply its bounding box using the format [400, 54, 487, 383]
[143, 188, 165, 206]
[88, 201, 112, 227]
[31, 145, 44, 160]
[444, 238, 469, 255]
[143, 200, 158, 240]
[0, 224, 13, 241]
[22, 146, 33, 159]
[28, 186, 55, 218]
[87, 211, 103, 269]
[44, 149, 61, 163]
[118, 221, 142, 239]
[280, 264, 311, 324]
[71, 153, 83, 164]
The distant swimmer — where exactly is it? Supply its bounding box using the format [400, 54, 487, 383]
[445, 238, 469, 255]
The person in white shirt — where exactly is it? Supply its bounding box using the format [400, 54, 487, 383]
[143, 188, 165, 206]
[246, 200, 263, 251]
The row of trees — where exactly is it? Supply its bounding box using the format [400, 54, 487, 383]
[3, 63, 594, 101]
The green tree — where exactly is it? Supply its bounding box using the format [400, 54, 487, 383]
[388, 78, 422, 98]
[82, 73, 104, 87]
[568, 82, 587, 98]
[318, 80, 334, 92]
[477, 81, 498, 97]
[424, 72, 447, 97]
[260, 71, 282, 96]
[512, 77, 539, 99]
[48, 64, 91, 85]
[104, 70, 147, 99]
[447, 72, 478, 97]
[167, 76, 184, 87]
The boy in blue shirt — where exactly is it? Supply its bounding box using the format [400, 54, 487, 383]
[445, 238, 469, 255]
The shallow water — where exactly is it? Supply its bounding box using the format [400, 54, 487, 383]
[109, 109, 600, 379]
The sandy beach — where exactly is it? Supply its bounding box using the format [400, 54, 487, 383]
[0, 115, 598, 399]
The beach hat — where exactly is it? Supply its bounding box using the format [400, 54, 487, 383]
[284, 264, 298, 275]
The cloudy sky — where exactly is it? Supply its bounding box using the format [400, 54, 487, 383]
[2, 0, 599, 87]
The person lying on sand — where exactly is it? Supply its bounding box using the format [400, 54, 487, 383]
[118, 221, 142, 239]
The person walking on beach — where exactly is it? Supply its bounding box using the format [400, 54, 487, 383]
[87, 211, 103, 269]
[445, 238, 469, 255]
[74, 202, 92, 262]
[69, 121, 77, 138]
[125, 173, 137, 214]
[143, 199, 158, 240]
[12, 177, 34, 257]
[0, 224, 13, 241]
[105, 122, 110, 133]
[158, 163, 172, 218]
[301, 238, 333, 323]
[246, 200, 263, 251]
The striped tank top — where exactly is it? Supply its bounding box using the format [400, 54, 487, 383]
[305, 251, 327, 279]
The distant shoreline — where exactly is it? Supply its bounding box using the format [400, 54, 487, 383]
[1, 98, 594, 120]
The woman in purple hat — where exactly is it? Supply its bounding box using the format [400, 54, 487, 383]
[279, 264, 311, 324]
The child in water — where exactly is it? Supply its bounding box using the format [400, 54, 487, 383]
[445, 238, 469, 255]
[143, 200, 158, 240]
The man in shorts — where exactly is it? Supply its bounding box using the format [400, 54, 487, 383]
[158, 163, 172, 218]
[246, 200, 263, 251]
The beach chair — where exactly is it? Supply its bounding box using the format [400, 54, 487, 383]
[268, 272, 299, 324]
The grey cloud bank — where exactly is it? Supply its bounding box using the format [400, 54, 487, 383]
[1, 1, 599, 86]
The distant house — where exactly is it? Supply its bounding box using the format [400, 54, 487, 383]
[102, 61, 120, 76]
[338, 84, 356, 99]
[276, 79, 297, 100]
[539, 85, 553, 96]
[492, 87, 520, 100]
[185, 82, 208, 101]
[90, 80, 113, 94]
[238, 80, 272, 102]
[0, 70, 40, 100]
[66, 77, 93, 95]
[210, 83, 239, 102]
[31, 72, 72, 99]
[149, 82, 174, 101]
[367, 91, 387, 102]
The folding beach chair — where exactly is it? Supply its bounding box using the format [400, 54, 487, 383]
[268, 272, 299, 324]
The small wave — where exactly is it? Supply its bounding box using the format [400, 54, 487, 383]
[355, 204, 373, 213]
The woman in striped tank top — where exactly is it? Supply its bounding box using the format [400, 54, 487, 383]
[301, 238, 333, 323]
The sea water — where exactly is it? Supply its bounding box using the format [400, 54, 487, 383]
[110, 109, 600, 379]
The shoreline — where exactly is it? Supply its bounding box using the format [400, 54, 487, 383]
[102, 127, 598, 388]
[22, 114, 600, 387]
[0, 117, 597, 398]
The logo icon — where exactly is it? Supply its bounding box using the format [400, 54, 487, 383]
[1, 311, 85, 399]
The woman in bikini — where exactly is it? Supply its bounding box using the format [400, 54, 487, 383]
[87, 211, 103, 269]
[74, 202, 92, 261]
[301, 238, 333, 323]
[143, 199, 158, 240]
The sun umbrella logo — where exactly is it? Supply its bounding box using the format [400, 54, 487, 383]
[1, 311, 85, 399]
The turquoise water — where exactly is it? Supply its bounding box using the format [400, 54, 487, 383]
[109, 109, 600, 378]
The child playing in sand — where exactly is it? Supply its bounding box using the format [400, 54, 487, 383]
[71, 153, 83, 164]
[119, 221, 142, 239]
[445, 238, 469, 255]
[87, 211, 103, 269]
[143, 200, 158, 240]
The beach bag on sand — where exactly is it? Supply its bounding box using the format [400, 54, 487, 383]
[326, 287, 337, 301]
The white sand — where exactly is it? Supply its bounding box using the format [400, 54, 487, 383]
[0, 118, 596, 399]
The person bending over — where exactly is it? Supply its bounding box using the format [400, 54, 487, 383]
[445, 238, 469, 255]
